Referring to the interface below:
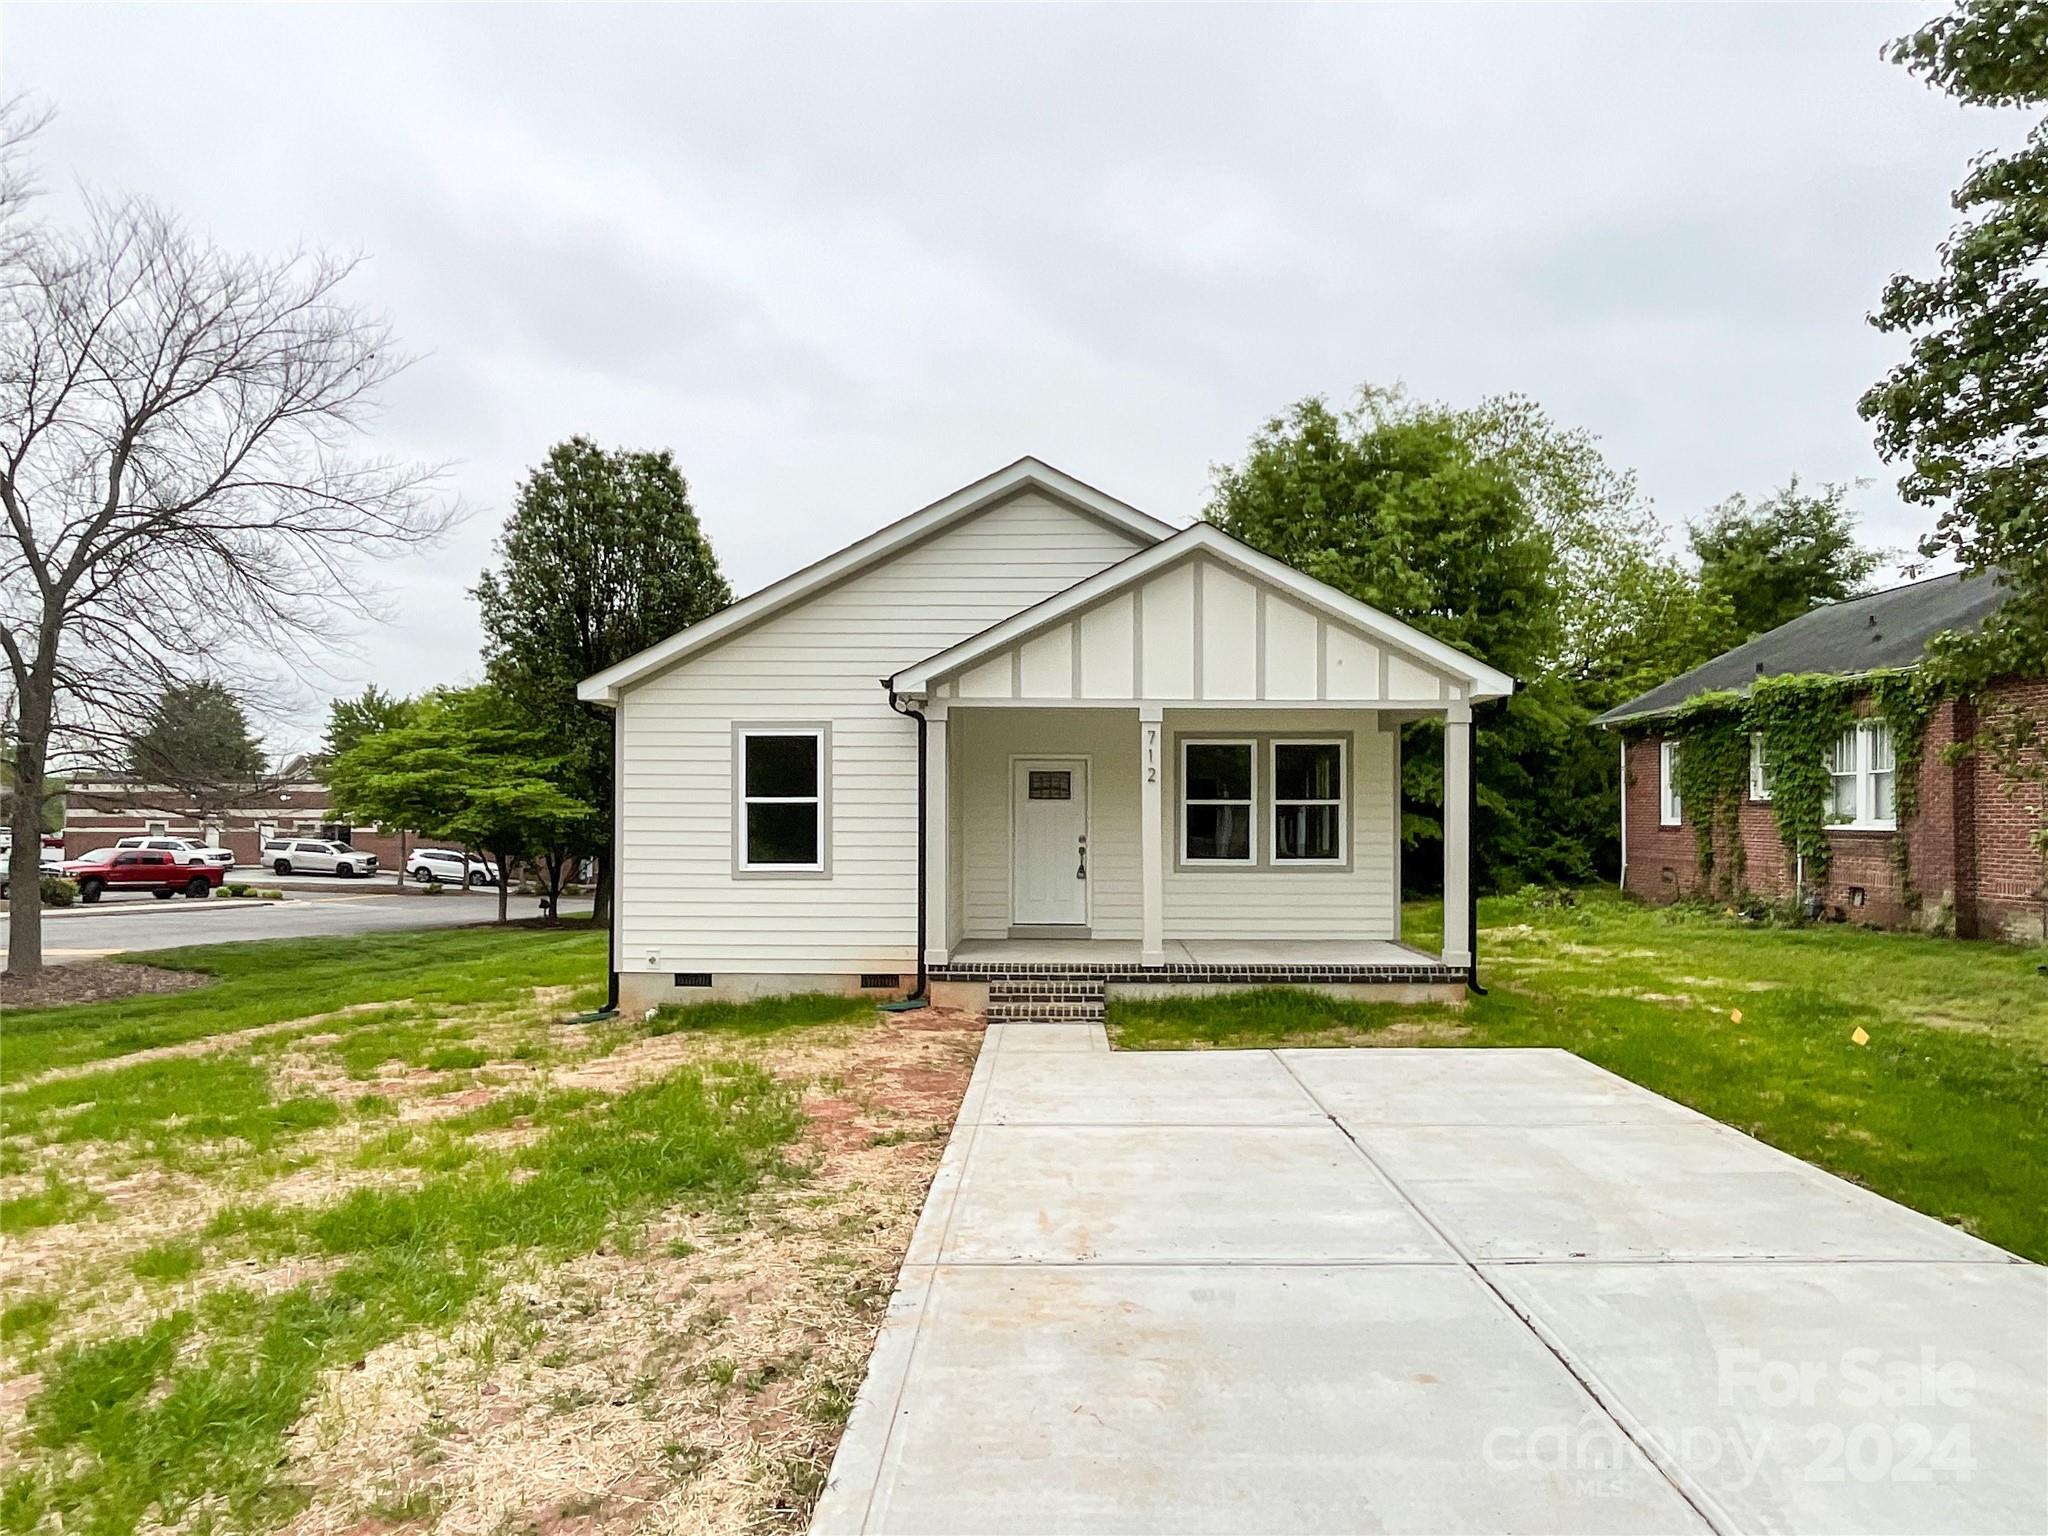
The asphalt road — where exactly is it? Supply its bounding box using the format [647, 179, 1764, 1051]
[1, 884, 592, 964]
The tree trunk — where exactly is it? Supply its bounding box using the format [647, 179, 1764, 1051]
[592, 847, 612, 929]
[494, 849, 510, 924]
[5, 673, 54, 979]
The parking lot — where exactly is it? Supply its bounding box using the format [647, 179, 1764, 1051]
[0, 876, 590, 964]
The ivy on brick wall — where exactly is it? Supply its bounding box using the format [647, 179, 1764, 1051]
[1669, 692, 1750, 895]
[1653, 671, 1939, 897]
[1865, 671, 1939, 901]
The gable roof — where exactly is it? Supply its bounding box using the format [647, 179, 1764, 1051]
[1591, 569, 2015, 727]
[889, 521, 1517, 700]
[577, 458, 1176, 704]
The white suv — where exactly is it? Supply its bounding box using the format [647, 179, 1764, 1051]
[408, 848, 500, 887]
[261, 839, 377, 877]
[115, 835, 236, 869]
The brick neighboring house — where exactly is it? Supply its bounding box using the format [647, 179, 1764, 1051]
[63, 770, 413, 870]
[1593, 571, 2046, 942]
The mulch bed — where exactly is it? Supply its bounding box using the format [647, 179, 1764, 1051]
[0, 959, 212, 1010]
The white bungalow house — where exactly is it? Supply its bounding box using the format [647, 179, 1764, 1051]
[579, 459, 1514, 1016]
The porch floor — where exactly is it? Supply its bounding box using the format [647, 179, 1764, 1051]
[946, 938, 1437, 967]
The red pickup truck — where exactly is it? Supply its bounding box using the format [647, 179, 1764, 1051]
[61, 847, 225, 904]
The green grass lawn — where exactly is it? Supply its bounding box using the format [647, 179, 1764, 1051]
[0, 925, 935, 1534]
[1110, 889, 2048, 1263]
[0, 923, 608, 1084]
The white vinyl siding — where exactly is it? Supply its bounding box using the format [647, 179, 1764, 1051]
[948, 706, 1398, 943]
[953, 709, 1142, 939]
[1161, 710, 1399, 941]
[616, 491, 1147, 974]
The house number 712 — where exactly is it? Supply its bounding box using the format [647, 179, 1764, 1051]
[1144, 725, 1158, 783]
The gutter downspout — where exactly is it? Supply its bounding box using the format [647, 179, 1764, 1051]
[1467, 702, 1487, 997]
[1617, 733, 1628, 893]
[884, 681, 929, 1005]
[606, 706, 620, 1014]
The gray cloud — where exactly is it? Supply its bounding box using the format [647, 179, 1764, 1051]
[10, 2, 2025, 752]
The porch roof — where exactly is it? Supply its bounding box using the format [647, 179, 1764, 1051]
[889, 522, 1515, 708]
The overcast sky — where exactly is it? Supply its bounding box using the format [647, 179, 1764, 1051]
[8, 3, 2026, 755]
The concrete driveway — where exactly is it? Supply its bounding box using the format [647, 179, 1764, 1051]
[814, 1026, 2046, 1535]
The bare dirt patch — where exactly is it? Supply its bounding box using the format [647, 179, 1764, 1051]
[0, 959, 210, 1010]
[273, 1006, 984, 1536]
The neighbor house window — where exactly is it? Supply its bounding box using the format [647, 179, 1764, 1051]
[1271, 739, 1345, 863]
[1659, 739, 1682, 826]
[1182, 739, 1254, 863]
[1829, 721, 1897, 830]
[1748, 735, 1772, 801]
[737, 728, 825, 871]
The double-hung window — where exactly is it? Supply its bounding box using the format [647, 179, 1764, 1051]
[1748, 734, 1772, 801]
[1659, 739, 1682, 826]
[1181, 739, 1254, 863]
[1829, 721, 1897, 830]
[1271, 739, 1345, 863]
[737, 727, 826, 872]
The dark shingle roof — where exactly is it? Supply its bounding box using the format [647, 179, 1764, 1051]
[1591, 569, 2016, 727]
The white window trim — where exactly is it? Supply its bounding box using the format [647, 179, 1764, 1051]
[1180, 737, 1257, 865]
[1748, 734, 1772, 802]
[1659, 739, 1682, 826]
[1829, 721, 1898, 832]
[735, 725, 829, 875]
[1269, 737, 1347, 865]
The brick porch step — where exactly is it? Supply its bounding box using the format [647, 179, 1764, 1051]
[987, 977, 1106, 1024]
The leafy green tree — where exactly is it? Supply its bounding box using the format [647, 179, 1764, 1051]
[1688, 479, 1884, 641]
[1209, 389, 1608, 887]
[1862, 0, 2048, 678]
[317, 685, 416, 771]
[327, 685, 593, 922]
[474, 438, 732, 924]
[126, 682, 266, 793]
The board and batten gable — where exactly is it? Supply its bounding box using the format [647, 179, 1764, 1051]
[616, 490, 1151, 976]
[930, 551, 1472, 706]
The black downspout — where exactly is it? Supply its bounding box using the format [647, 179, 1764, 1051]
[1467, 703, 1487, 997]
[885, 683, 929, 1003]
[606, 706, 620, 1012]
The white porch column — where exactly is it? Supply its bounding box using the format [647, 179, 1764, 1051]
[924, 709, 951, 968]
[1138, 704, 1165, 966]
[1442, 702, 1473, 971]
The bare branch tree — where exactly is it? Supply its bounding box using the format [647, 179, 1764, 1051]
[1, 123, 456, 975]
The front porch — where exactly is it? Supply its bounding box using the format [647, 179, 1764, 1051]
[926, 935, 1470, 1015]
[937, 935, 1452, 975]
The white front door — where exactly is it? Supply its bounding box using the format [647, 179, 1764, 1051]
[1011, 757, 1088, 926]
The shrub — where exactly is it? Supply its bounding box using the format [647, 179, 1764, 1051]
[257, 888, 285, 900]
[39, 875, 77, 908]
[226, 883, 251, 898]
